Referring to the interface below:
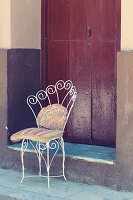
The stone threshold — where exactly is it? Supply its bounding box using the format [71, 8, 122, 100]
[8, 142, 115, 165]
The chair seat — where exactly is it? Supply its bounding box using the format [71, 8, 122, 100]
[10, 128, 64, 143]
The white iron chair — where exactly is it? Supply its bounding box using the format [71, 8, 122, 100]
[10, 80, 77, 188]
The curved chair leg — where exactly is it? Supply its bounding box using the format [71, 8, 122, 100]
[20, 139, 25, 184]
[38, 142, 42, 176]
[46, 142, 50, 188]
[61, 137, 67, 181]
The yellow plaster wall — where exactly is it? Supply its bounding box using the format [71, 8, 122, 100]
[0, 0, 11, 48]
[0, 0, 133, 50]
[11, 0, 41, 49]
[121, 0, 133, 50]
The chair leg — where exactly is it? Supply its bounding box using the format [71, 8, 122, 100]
[46, 142, 50, 188]
[61, 137, 67, 181]
[38, 142, 42, 176]
[20, 139, 25, 184]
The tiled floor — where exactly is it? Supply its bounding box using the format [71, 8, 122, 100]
[0, 168, 133, 200]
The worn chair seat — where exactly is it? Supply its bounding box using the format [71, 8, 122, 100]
[10, 128, 64, 143]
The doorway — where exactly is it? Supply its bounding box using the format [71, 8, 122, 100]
[41, 0, 121, 147]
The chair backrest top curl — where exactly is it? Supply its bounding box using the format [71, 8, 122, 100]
[26, 80, 77, 129]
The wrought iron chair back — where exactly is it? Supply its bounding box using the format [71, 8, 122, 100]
[27, 80, 77, 130]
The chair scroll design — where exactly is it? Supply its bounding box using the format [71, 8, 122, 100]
[19, 80, 77, 188]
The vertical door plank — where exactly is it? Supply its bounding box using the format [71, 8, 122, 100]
[47, 0, 68, 85]
[99, 0, 116, 41]
[52, 0, 69, 41]
[92, 0, 120, 147]
[66, 0, 92, 144]
[66, 42, 92, 144]
[115, 0, 121, 41]
[92, 42, 117, 146]
[69, 0, 87, 40]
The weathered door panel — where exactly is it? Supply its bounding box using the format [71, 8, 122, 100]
[91, 0, 121, 147]
[52, 0, 69, 41]
[65, 42, 92, 144]
[65, 0, 92, 143]
[99, 0, 117, 41]
[92, 42, 117, 146]
[69, 0, 88, 41]
[47, 0, 68, 85]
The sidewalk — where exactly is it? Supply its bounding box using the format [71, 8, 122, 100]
[0, 168, 133, 200]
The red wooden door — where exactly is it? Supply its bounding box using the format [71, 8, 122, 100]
[41, 0, 121, 147]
